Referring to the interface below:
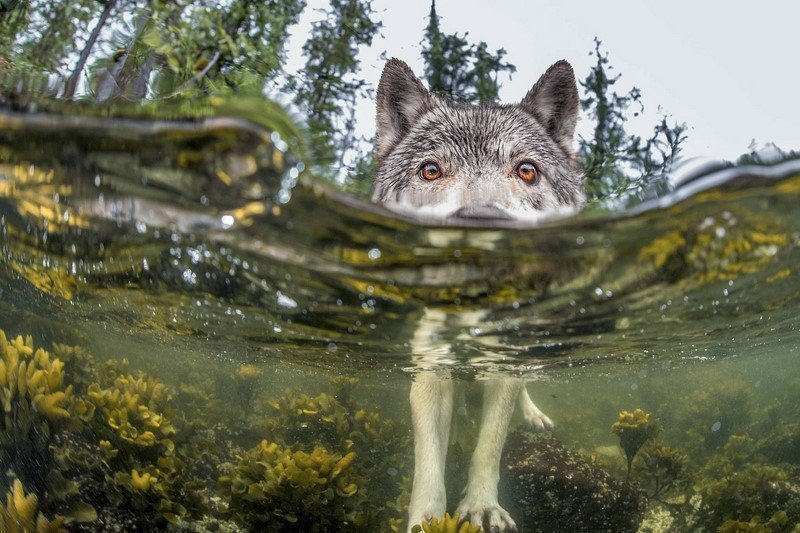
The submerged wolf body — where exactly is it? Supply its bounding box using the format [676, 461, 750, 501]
[371, 59, 586, 531]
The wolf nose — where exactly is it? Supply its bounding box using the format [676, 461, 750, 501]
[451, 204, 513, 221]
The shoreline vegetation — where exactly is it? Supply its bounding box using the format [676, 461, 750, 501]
[0, 0, 690, 204]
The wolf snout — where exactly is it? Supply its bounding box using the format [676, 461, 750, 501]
[451, 204, 513, 221]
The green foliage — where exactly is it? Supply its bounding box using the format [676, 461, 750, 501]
[145, 0, 307, 98]
[421, 0, 515, 103]
[0, 479, 64, 533]
[0, 1, 696, 201]
[411, 513, 483, 533]
[220, 439, 366, 531]
[288, 0, 381, 173]
[696, 458, 800, 532]
[611, 408, 659, 477]
[10, 0, 97, 74]
[634, 442, 691, 502]
[0, 0, 307, 101]
[579, 38, 687, 203]
[0, 331, 75, 495]
[258, 377, 412, 527]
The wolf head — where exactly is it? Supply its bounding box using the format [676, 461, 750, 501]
[371, 59, 585, 222]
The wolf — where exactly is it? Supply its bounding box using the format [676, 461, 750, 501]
[371, 58, 585, 531]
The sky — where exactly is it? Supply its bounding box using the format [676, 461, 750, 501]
[284, 0, 799, 162]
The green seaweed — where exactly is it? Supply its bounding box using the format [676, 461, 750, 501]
[697, 463, 800, 532]
[258, 377, 412, 525]
[79, 362, 211, 526]
[219, 438, 366, 531]
[718, 511, 791, 533]
[410, 513, 483, 533]
[635, 441, 691, 503]
[638, 206, 789, 283]
[0, 479, 64, 533]
[612, 409, 659, 477]
[0, 331, 79, 497]
[693, 435, 800, 532]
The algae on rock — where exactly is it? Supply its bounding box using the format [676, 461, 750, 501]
[410, 513, 483, 533]
[0, 331, 76, 495]
[257, 378, 412, 528]
[501, 430, 648, 533]
[0, 479, 64, 533]
[695, 460, 800, 532]
[219, 438, 365, 531]
[635, 442, 691, 502]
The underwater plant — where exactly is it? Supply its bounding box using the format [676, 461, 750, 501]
[0, 328, 420, 530]
[657, 379, 755, 463]
[0, 331, 75, 495]
[0, 479, 64, 533]
[234, 363, 263, 410]
[220, 438, 367, 531]
[638, 206, 789, 283]
[696, 463, 800, 531]
[258, 378, 412, 527]
[87, 372, 177, 449]
[718, 511, 791, 533]
[80, 362, 212, 526]
[634, 442, 691, 503]
[611, 408, 659, 477]
[410, 513, 483, 533]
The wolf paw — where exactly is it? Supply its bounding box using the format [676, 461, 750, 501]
[519, 394, 554, 431]
[455, 496, 517, 532]
[407, 485, 446, 533]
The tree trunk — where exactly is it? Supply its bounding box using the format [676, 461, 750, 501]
[96, 9, 148, 102]
[63, 0, 118, 99]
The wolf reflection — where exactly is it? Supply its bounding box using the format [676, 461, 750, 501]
[370, 58, 585, 531]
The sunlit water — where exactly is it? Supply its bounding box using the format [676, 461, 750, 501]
[0, 107, 798, 532]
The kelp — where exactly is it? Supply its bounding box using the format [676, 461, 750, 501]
[220, 439, 365, 531]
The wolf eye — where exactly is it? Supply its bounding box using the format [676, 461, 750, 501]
[515, 161, 539, 183]
[418, 161, 442, 181]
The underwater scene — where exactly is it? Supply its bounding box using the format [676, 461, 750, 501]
[0, 105, 798, 533]
[0, 1, 799, 532]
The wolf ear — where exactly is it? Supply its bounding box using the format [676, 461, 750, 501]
[521, 60, 580, 147]
[376, 59, 431, 159]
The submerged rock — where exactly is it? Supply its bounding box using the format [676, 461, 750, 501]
[501, 430, 647, 533]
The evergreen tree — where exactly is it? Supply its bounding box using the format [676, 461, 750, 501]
[579, 38, 687, 202]
[0, 1, 692, 202]
[472, 42, 515, 103]
[289, 0, 381, 173]
[420, 0, 515, 103]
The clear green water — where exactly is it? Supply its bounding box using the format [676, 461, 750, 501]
[0, 108, 798, 532]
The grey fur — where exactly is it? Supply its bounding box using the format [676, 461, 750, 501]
[372, 58, 585, 222]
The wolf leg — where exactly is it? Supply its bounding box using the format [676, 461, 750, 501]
[407, 373, 454, 532]
[457, 378, 521, 531]
[518, 385, 553, 431]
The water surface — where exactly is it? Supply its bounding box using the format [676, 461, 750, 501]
[0, 108, 798, 532]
